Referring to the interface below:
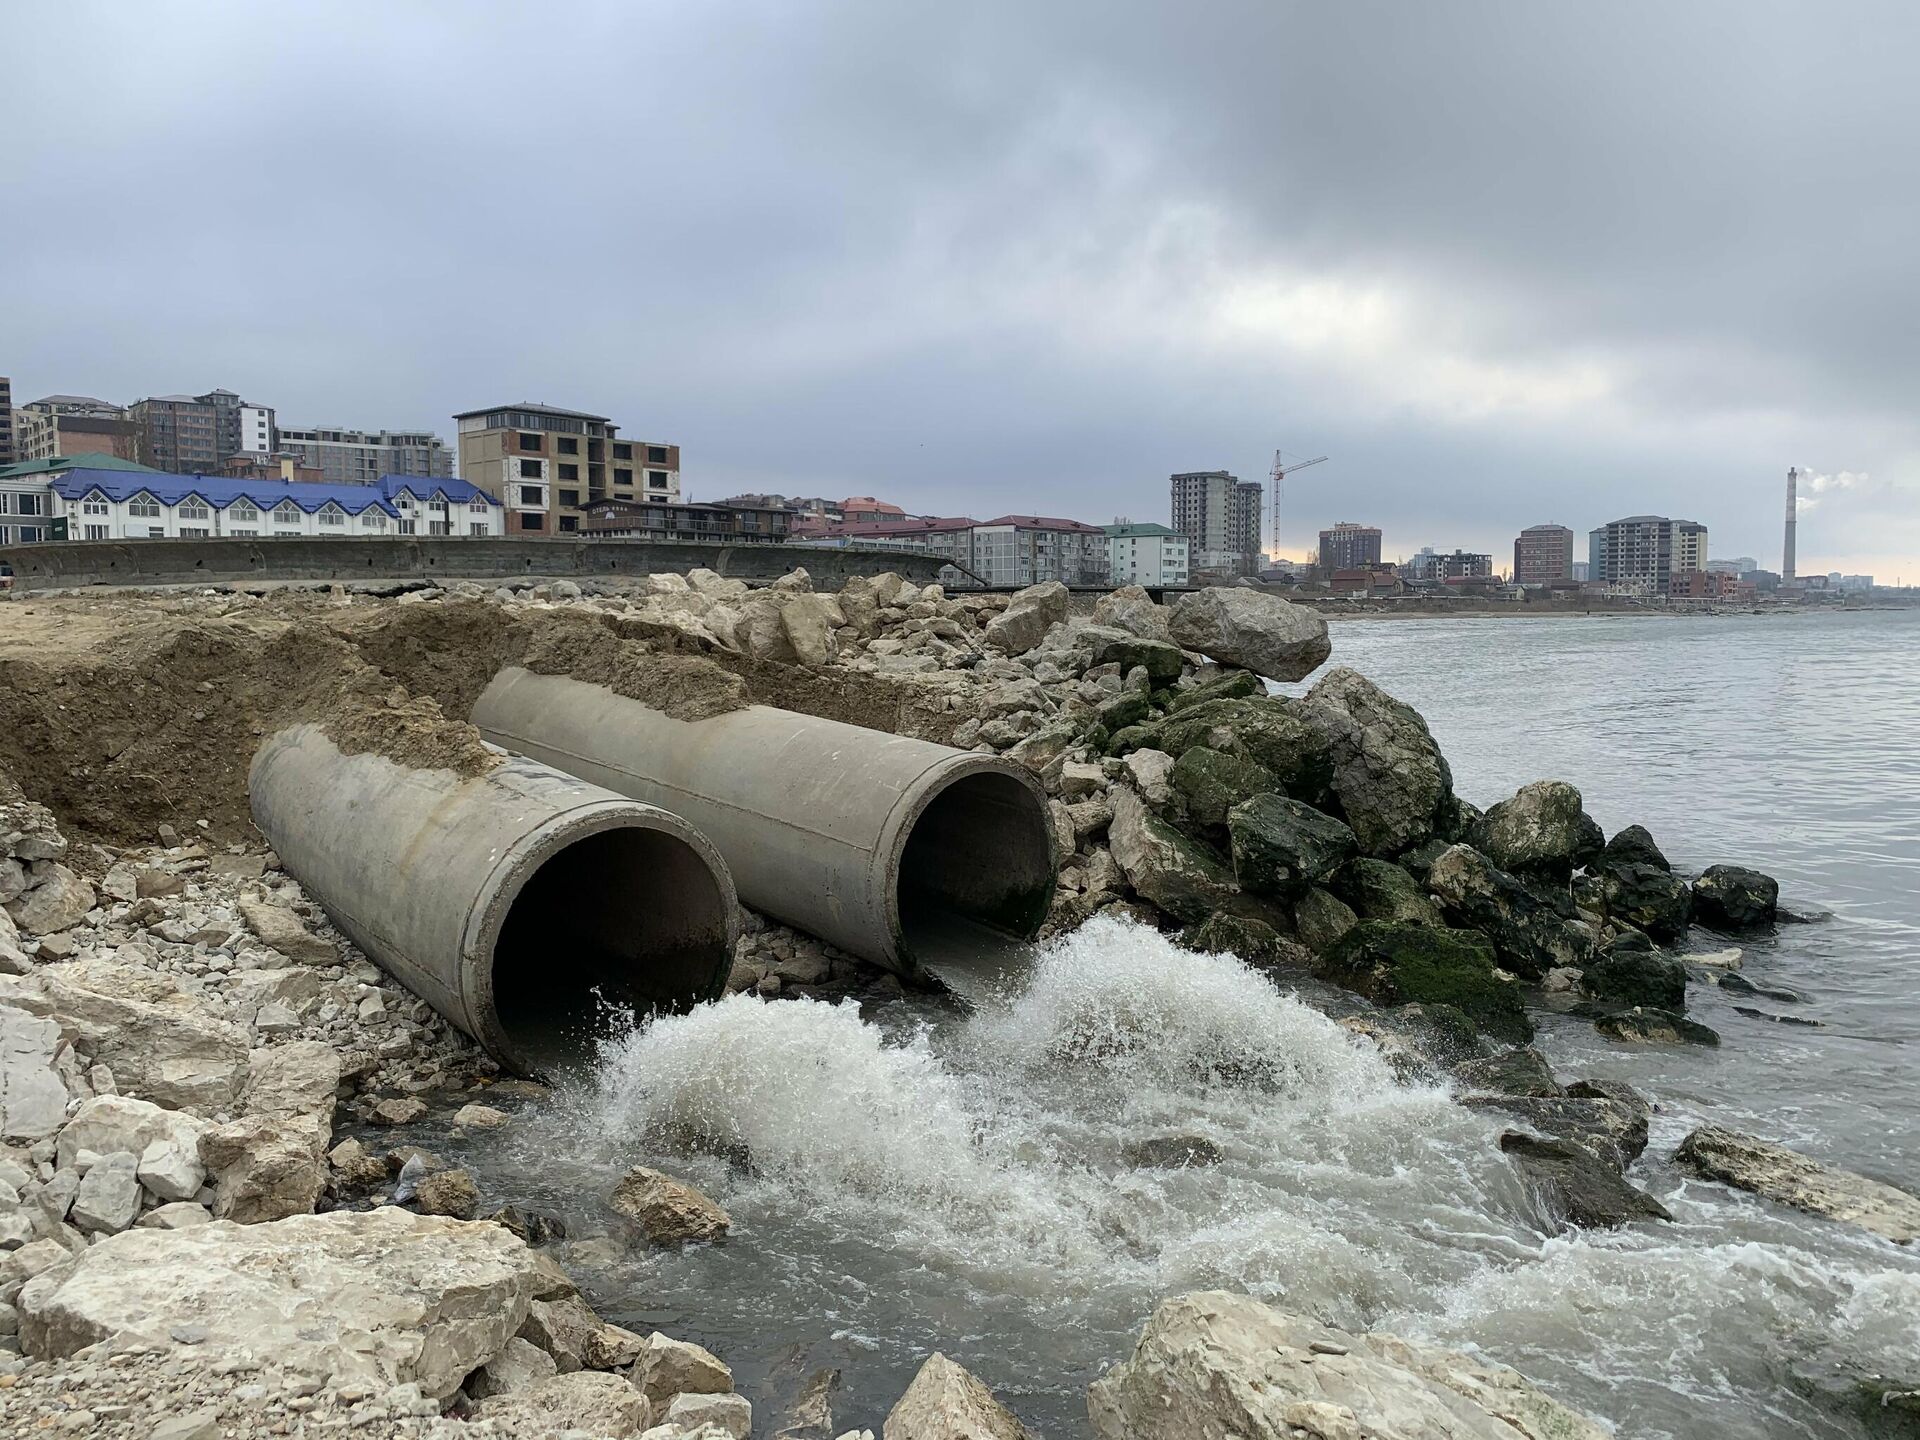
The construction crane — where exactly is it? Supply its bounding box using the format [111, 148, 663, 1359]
[1268, 450, 1328, 559]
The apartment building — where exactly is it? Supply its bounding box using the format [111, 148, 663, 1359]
[967, 514, 1109, 587]
[1169, 470, 1263, 575]
[1513, 523, 1575, 586]
[455, 402, 680, 536]
[130, 389, 275, 474]
[0, 376, 12, 467]
[13, 395, 139, 463]
[0, 453, 164, 544]
[1404, 547, 1493, 582]
[1317, 521, 1383, 571]
[579, 498, 792, 542]
[1587, 515, 1710, 597]
[46, 469, 502, 540]
[1105, 521, 1192, 586]
[276, 426, 454, 485]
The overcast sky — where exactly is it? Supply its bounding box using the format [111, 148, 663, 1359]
[7, 1, 1915, 575]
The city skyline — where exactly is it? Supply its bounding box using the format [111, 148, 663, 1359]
[5, 2, 1914, 579]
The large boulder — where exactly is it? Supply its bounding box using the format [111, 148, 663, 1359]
[1090, 585, 1170, 641]
[1472, 781, 1600, 878]
[1598, 863, 1692, 943]
[1169, 747, 1279, 833]
[1580, 932, 1686, 1010]
[983, 582, 1068, 655]
[0, 960, 249, 1111]
[1107, 786, 1243, 924]
[1600, 824, 1670, 873]
[1674, 1125, 1920, 1244]
[1332, 858, 1443, 927]
[1166, 588, 1331, 682]
[5, 864, 95, 936]
[1292, 887, 1359, 954]
[16, 1208, 555, 1398]
[1091, 634, 1185, 686]
[610, 1166, 731, 1244]
[199, 1041, 342, 1222]
[1427, 844, 1595, 980]
[884, 1352, 1031, 1440]
[1499, 1133, 1671, 1229]
[1135, 697, 1334, 804]
[1461, 1088, 1650, 1170]
[1087, 1291, 1609, 1440]
[1163, 669, 1263, 713]
[476, 1370, 654, 1435]
[1226, 796, 1357, 898]
[781, 593, 846, 667]
[58, 1095, 208, 1202]
[1319, 921, 1531, 1041]
[1690, 865, 1779, 930]
[1302, 669, 1455, 856]
[0, 1004, 79, 1141]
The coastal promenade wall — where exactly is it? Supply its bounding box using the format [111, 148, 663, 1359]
[0, 536, 947, 593]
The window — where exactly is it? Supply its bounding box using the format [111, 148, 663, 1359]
[17, 526, 44, 542]
[646, 446, 667, 464]
[519, 486, 543, 506]
[558, 489, 580, 507]
[179, 527, 209, 538]
[398, 519, 416, 535]
[147, 527, 164, 539]
[84, 524, 109, 539]
[614, 468, 633, 486]
[647, 470, 669, 487]
[470, 498, 490, 512]
[128, 494, 161, 518]
[273, 502, 301, 523]
[557, 438, 578, 455]
[318, 507, 344, 526]
[229, 529, 256, 538]
[180, 499, 211, 521]
[518, 432, 541, 451]
[469, 522, 489, 536]
[521, 513, 544, 531]
[558, 463, 579, 481]
[559, 515, 578, 533]
[362, 510, 386, 527]
[82, 493, 110, 516]
[230, 503, 258, 522]
[15, 493, 42, 516]
[518, 458, 542, 479]
[429, 521, 450, 536]
[612, 443, 631, 461]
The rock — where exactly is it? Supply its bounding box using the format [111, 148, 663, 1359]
[1427, 844, 1594, 980]
[1164, 669, 1264, 712]
[469, 1334, 559, 1399]
[1499, 1133, 1672, 1228]
[1180, 912, 1308, 970]
[1292, 887, 1358, 954]
[1169, 747, 1278, 832]
[1134, 697, 1335, 805]
[1087, 1290, 1608, 1440]
[1332, 857, 1442, 926]
[1301, 669, 1455, 856]
[138, 1129, 208, 1202]
[243, 1040, 341, 1118]
[664, 1392, 753, 1438]
[1123, 1135, 1223, 1168]
[1600, 824, 1670, 873]
[610, 1166, 731, 1244]
[56, 1094, 203, 1172]
[1091, 585, 1170, 640]
[1091, 635, 1185, 686]
[237, 899, 336, 965]
[1472, 781, 1598, 878]
[415, 1167, 479, 1220]
[477, 1369, 654, 1435]
[1598, 863, 1692, 943]
[0, 960, 249, 1110]
[199, 1112, 330, 1222]
[0, 1006, 75, 1142]
[1581, 933, 1686, 1010]
[17, 1208, 552, 1396]
[4, 866, 94, 936]
[486, 1202, 568, 1246]
[1690, 865, 1780, 930]
[982, 582, 1068, 655]
[1450, 1047, 1563, 1099]
[454, 1102, 512, 1131]
[1594, 1007, 1720, 1046]
[884, 1352, 1031, 1440]
[135, 867, 186, 899]
[1120, 748, 1175, 807]
[1462, 1093, 1650, 1169]
[69, 1151, 142, 1234]
[369, 1096, 427, 1125]
[1319, 921, 1531, 1041]
[1166, 587, 1330, 682]
[0, 859, 26, 906]
[1674, 1125, 1920, 1243]
[327, 1136, 390, 1193]
[1107, 787, 1240, 925]
[135, 1201, 213, 1229]
[782, 593, 846, 667]
[630, 1330, 734, 1405]
[1227, 796, 1357, 898]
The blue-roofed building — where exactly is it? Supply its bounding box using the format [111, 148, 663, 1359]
[44, 469, 505, 541]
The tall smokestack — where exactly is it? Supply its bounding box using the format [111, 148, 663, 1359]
[1783, 467, 1798, 582]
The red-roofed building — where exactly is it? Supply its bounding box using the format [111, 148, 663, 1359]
[969, 514, 1109, 586]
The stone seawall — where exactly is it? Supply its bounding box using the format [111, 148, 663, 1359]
[0, 536, 945, 593]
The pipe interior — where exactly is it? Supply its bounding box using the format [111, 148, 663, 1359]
[492, 825, 733, 1063]
[897, 771, 1055, 961]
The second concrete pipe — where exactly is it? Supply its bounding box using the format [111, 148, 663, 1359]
[472, 667, 1059, 979]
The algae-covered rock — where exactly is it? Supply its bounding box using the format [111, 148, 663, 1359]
[1227, 795, 1357, 898]
[1601, 824, 1671, 874]
[1091, 635, 1185, 686]
[1451, 1046, 1563, 1099]
[1581, 932, 1686, 1010]
[1691, 864, 1780, 930]
[1301, 669, 1456, 856]
[1473, 780, 1601, 877]
[1427, 844, 1595, 980]
[1163, 669, 1263, 713]
[1595, 1007, 1719, 1046]
[1599, 862, 1692, 942]
[1292, 886, 1359, 954]
[1107, 787, 1241, 924]
[1319, 921, 1531, 1040]
[1131, 698, 1335, 805]
[1180, 911, 1311, 970]
[1170, 747, 1279, 832]
[1332, 857, 1442, 926]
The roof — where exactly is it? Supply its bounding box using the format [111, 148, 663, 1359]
[1105, 522, 1182, 538]
[792, 516, 978, 537]
[26, 394, 119, 409]
[976, 514, 1107, 534]
[840, 497, 906, 514]
[45, 469, 501, 517]
[452, 401, 611, 423]
[0, 453, 163, 480]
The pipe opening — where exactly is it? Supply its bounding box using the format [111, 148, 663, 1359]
[897, 770, 1054, 963]
[492, 824, 734, 1064]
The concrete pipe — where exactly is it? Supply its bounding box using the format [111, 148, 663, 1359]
[471, 667, 1058, 980]
[249, 724, 739, 1074]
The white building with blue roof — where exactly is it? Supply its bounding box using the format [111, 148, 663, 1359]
[45, 470, 505, 541]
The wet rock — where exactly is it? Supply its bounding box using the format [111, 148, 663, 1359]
[1499, 1133, 1671, 1228]
[1168, 747, 1277, 832]
[476, 1369, 654, 1435]
[1594, 1007, 1720, 1046]
[885, 1352, 1032, 1440]
[1090, 585, 1170, 641]
[1107, 787, 1240, 925]
[369, 1096, 427, 1125]
[1087, 1290, 1609, 1440]
[1600, 824, 1671, 874]
[1332, 857, 1442, 927]
[486, 1202, 568, 1246]
[1320, 921, 1531, 1042]
[5, 865, 95, 936]
[1674, 1125, 1920, 1243]
[1450, 1046, 1564, 1099]
[1226, 795, 1357, 898]
[1427, 844, 1594, 981]
[1472, 780, 1599, 878]
[1136, 697, 1334, 805]
[236, 899, 335, 965]
[1123, 1135, 1223, 1168]
[1690, 865, 1780, 930]
[1301, 669, 1455, 856]
[1581, 933, 1687, 1010]
[1463, 1092, 1651, 1168]
[1180, 911, 1309, 970]
[454, 1102, 512, 1132]
[982, 582, 1068, 655]
[1166, 587, 1330, 682]
[1292, 887, 1358, 955]
[630, 1330, 734, 1406]
[611, 1165, 731, 1245]
[415, 1166, 479, 1219]
[16, 1207, 551, 1397]
[1598, 863, 1692, 943]
[0, 1005, 76, 1142]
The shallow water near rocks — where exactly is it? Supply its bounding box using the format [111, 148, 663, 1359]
[448, 608, 1919, 1439]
